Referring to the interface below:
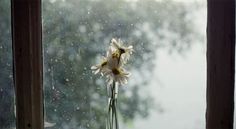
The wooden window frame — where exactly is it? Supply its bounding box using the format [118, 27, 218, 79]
[10, 0, 235, 129]
[206, 0, 235, 129]
[11, 0, 43, 129]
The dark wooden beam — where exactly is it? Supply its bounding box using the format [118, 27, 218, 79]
[206, 0, 235, 129]
[11, 0, 43, 129]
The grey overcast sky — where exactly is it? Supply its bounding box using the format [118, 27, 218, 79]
[132, 1, 207, 129]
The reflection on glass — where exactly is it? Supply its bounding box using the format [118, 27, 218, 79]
[42, 0, 206, 129]
[0, 0, 15, 129]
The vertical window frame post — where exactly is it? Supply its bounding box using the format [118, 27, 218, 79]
[206, 0, 235, 129]
[11, 0, 43, 129]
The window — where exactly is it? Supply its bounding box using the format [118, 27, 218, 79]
[7, 0, 236, 129]
[0, 0, 15, 128]
[42, 0, 206, 129]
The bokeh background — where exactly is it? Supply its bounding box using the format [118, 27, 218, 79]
[0, 0, 207, 129]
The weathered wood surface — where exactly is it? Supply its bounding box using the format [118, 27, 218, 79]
[206, 0, 235, 129]
[11, 0, 43, 128]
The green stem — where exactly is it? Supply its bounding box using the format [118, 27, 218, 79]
[106, 82, 119, 129]
[114, 99, 119, 129]
[111, 82, 115, 129]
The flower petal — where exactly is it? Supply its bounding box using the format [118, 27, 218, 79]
[91, 65, 98, 70]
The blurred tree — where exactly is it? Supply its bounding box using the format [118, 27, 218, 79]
[42, 0, 200, 129]
[0, 0, 202, 128]
[0, 0, 15, 128]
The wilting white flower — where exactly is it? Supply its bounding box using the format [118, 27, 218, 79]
[91, 38, 133, 129]
[106, 46, 120, 68]
[91, 38, 133, 86]
[91, 56, 109, 75]
[110, 38, 134, 64]
[105, 67, 131, 86]
[91, 47, 119, 75]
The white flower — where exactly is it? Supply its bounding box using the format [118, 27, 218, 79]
[91, 57, 131, 86]
[110, 38, 134, 64]
[105, 67, 131, 86]
[104, 47, 131, 86]
[106, 46, 120, 68]
[91, 56, 109, 75]
[91, 38, 133, 86]
[91, 47, 120, 76]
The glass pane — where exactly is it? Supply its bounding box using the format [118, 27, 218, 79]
[42, 0, 206, 129]
[0, 0, 16, 129]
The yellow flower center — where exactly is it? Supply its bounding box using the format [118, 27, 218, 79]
[101, 61, 107, 67]
[112, 68, 121, 75]
[112, 51, 120, 59]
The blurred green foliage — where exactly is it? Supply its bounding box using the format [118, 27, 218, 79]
[0, 0, 201, 128]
